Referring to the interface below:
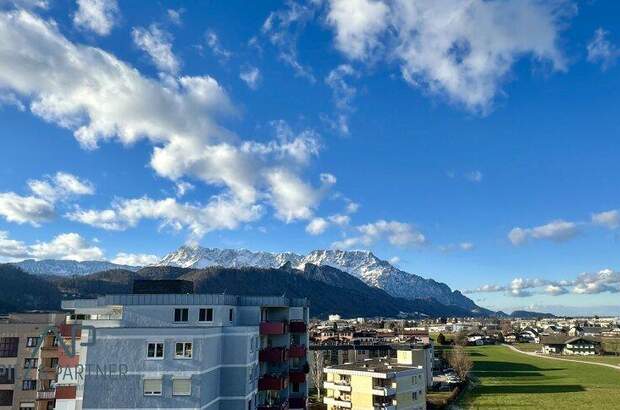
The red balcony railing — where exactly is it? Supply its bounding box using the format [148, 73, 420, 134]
[258, 375, 288, 391]
[288, 345, 306, 358]
[260, 321, 288, 335]
[289, 370, 306, 384]
[289, 321, 307, 333]
[288, 397, 307, 409]
[259, 347, 288, 363]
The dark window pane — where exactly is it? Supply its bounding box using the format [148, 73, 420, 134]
[207, 308, 213, 321]
[0, 389, 13, 406]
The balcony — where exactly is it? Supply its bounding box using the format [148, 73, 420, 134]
[288, 345, 306, 358]
[260, 321, 288, 336]
[258, 402, 289, 410]
[323, 381, 352, 392]
[289, 370, 305, 384]
[289, 321, 307, 333]
[372, 386, 397, 396]
[323, 397, 352, 408]
[258, 375, 288, 391]
[260, 347, 288, 363]
[37, 390, 55, 400]
[288, 397, 306, 409]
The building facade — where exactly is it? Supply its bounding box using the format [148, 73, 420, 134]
[58, 294, 309, 410]
[323, 351, 426, 410]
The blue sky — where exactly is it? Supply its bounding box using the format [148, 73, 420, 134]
[1, 0, 619, 315]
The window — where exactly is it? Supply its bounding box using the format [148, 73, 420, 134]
[24, 358, 38, 369]
[0, 367, 14, 384]
[0, 337, 19, 358]
[229, 308, 234, 322]
[199, 308, 213, 322]
[143, 378, 162, 396]
[19, 403, 35, 409]
[175, 342, 192, 359]
[174, 308, 189, 322]
[50, 358, 59, 368]
[146, 342, 164, 359]
[412, 391, 418, 400]
[0, 390, 13, 406]
[22, 380, 36, 390]
[172, 378, 191, 396]
[25, 337, 39, 348]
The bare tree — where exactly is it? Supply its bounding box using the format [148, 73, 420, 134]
[309, 350, 326, 400]
[501, 321, 513, 336]
[446, 346, 473, 381]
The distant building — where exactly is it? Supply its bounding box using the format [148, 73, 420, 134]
[541, 335, 601, 356]
[328, 315, 342, 322]
[0, 312, 64, 410]
[323, 350, 426, 410]
[59, 293, 309, 410]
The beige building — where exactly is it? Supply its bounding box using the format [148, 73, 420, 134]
[0, 313, 64, 410]
[323, 350, 426, 410]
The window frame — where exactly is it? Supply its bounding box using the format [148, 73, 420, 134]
[172, 377, 192, 396]
[199, 308, 214, 322]
[143, 378, 163, 396]
[146, 342, 165, 360]
[174, 342, 193, 359]
[229, 308, 234, 322]
[22, 380, 37, 391]
[174, 308, 189, 323]
[25, 337, 40, 348]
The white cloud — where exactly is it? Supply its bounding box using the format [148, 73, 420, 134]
[325, 64, 358, 134]
[0, 231, 103, 262]
[167, 9, 184, 26]
[306, 217, 329, 235]
[328, 214, 350, 226]
[345, 201, 359, 214]
[132, 25, 180, 74]
[0, 171, 92, 226]
[587, 28, 619, 71]
[0, 10, 331, 234]
[440, 242, 475, 252]
[73, 0, 119, 36]
[112, 252, 159, 266]
[508, 219, 578, 245]
[0, 192, 54, 226]
[592, 209, 619, 229]
[66, 195, 263, 239]
[545, 284, 568, 296]
[205, 31, 231, 61]
[1, 0, 48, 9]
[333, 219, 426, 249]
[240, 66, 261, 90]
[175, 181, 194, 198]
[465, 170, 483, 183]
[388, 256, 400, 265]
[325, 0, 571, 112]
[262, 1, 317, 82]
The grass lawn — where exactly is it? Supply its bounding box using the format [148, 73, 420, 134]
[512, 343, 541, 352]
[512, 343, 620, 366]
[459, 345, 620, 409]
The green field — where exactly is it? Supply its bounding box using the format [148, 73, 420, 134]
[512, 343, 620, 366]
[459, 345, 620, 409]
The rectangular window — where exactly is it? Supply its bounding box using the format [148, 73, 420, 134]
[19, 403, 35, 409]
[172, 378, 191, 396]
[25, 337, 39, 348]
[0, 390, 13, 406]
[24, 358, 38, 369]
[50, 358, 59, 368]
[0, 337, 19, 358]
[175, 342, 192, 359]
[174, 308, 189, 322]
[229, 308, 234, 322]
[143, 378, 162, 396]
[22, 380, 36, 390]
[199, 308, 213, 322]
[0, 367, 15, 384]
[146, 342, 164, 359]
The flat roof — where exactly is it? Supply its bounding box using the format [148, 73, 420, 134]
[61, 294, 309, 310]
[324, 358, 423, 378]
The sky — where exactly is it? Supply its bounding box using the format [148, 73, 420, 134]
[0, 0, 619, 315]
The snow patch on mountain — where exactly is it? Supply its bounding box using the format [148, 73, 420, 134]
[13, 259, 140, 276]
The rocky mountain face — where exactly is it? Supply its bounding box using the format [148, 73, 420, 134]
[13, 259, 140, 276]
[156, 246, 485, 313]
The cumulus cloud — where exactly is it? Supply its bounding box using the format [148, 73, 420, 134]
[0, 10, 331, 235]
[467, 268, 620, 297]
[132, 25, 180, 74]
[261, 1, 317, 82]
[112, 252, 159, 266]
[306, 217, 329, 235]
[205, 30, 232, 61]
[167, 8, 184, 26]
[587, 28, 619, 71]
[0, 231, 103, 262]
[240, 66, 261, 90]
[73, 0, 119, 36]
[175, 181, 194, 198]
[0, 172, 93, 226]
[332, 219, 426, 249]
[325, 0, 571, 112]
[592, 209, 619, 229]
[66, 195, 263, 239]
[508, 219, 578, 245]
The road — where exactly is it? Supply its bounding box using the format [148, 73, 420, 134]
[504, 343, 620, 371]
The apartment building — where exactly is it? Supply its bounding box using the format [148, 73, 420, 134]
[323, 350, 426, 410]
[0, 313, 64, 410]
[58, 292, 309, 410]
